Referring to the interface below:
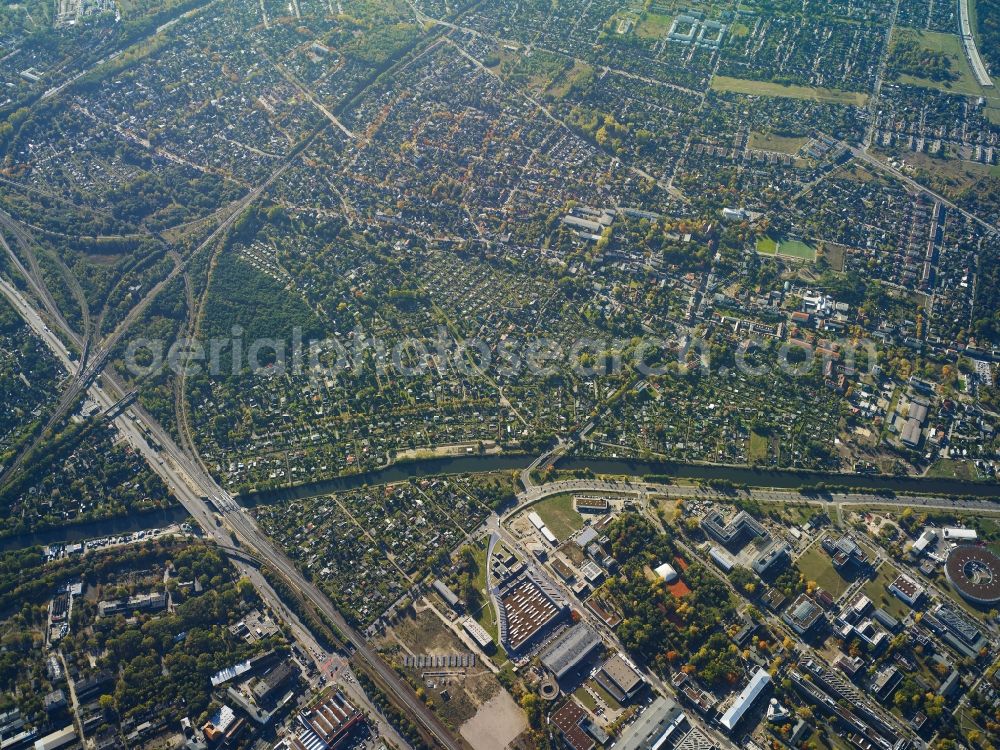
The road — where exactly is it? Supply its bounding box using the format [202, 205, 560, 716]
[959, 0, 993, 87]
[863, 0, 901, 150]
[516, 477, 1000, 514]
[848, 144, 999, 235]
[503, 479, 926, 748]
[0, 278, 465, 750]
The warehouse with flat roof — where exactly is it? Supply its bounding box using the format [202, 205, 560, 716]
[498, 573, 568, 655]
[540, 623, 602, 680]
[595, 653, 644, 703]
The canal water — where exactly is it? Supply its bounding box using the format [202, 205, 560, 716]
[5, 454, 998, 552]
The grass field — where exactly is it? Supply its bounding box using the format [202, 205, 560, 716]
[756, 236, 778, 255]
[711, 75, 869, 106]
[636, 11, 673, 39]
[796, 546, 852, 598]
[891, 27, 1000, 123]
[822, 243, 847, 272]
[926, 457, 979, 480]
[546, 59, 594, 99]
[756, 235, 816, 261]
[748, 431, 769, 461]
[532, 493, 585, 540]
[470, 538, 505, 663]
[860, 564, 911, 620]
[573, 685, 598, 711]
[890, 150, 1000, 199]
[892, 28, 986, 96]
[779, 239, 817, 261]
[748, 131, 809, 154]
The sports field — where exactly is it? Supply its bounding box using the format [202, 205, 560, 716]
[756, 236, 816, 261]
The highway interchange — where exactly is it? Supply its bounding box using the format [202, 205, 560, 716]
[0, 256, 465, 750]
[2, 225, 1000, 750]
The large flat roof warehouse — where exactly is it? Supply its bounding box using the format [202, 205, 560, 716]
[719, 668, 771, 732]
[551, 700, 596, 750]
[596, 653, 644, 702]
[281, 691, 361, 750]
[539, 623, 603, 679]
[462, 617, 494, 650]
[498, 573, 567, 654]
[942, 527, 978, 542]
[887, 573, 924, 606]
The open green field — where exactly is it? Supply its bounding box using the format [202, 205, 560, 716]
[860, 564, 912, 620]
[796, 546, 852, 598]
[748, 431, 769, 461]
[748, 131, 809, 154]
[533, 493, 585, 540]
[636, 11, 673, 39]
[779, 239, 816, 261]
[711, 75, 869, 106]
[926, 457, 979, 480]
[546, 59, 594, 99]
[891, 27, 1000, 123]
[756, 236, 816, 261]
[892, 28, 986, 96]
[470, 537, 506, 664]
[756, 236, 778, 255]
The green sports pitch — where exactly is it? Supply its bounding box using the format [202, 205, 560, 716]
[756, 236, 816, 261]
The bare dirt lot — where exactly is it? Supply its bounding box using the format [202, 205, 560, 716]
[379, 605, 523, 729]
[459, 690, 529, 750]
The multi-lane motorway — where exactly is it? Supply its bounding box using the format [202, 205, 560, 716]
[518, 477, 1000, 515]
[0, 275, 466, 750]
[6, 221, 1000, 750]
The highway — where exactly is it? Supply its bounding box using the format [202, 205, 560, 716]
[517, 477, 1000, 514]
[959, 0, 993, 88]
[0, 277, 466, 750]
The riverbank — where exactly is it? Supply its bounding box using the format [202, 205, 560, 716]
[6, 453, 999, 553]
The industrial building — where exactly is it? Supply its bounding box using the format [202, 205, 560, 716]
[432, 580, 461, 611]
[252, 660, 298, 704]
[462, 617, 494, 651]
[550, 700, 598, 750]
[97, 591, 167, 618]
[497, 572, 568, 655]
[616, 697, 687, 750]
[708, 546, 735, 572]
[942, 527, 978, 543]
[273, 692, 361, 750]
[32, 727, 77, 750]
[887, 574, 925, 608]
[528, 511, 559, 545]
[540, 623, 603, 680]
[595, 654, 644, 703]
[573, 496, 609, 514]
[718, 669, 771, 732]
